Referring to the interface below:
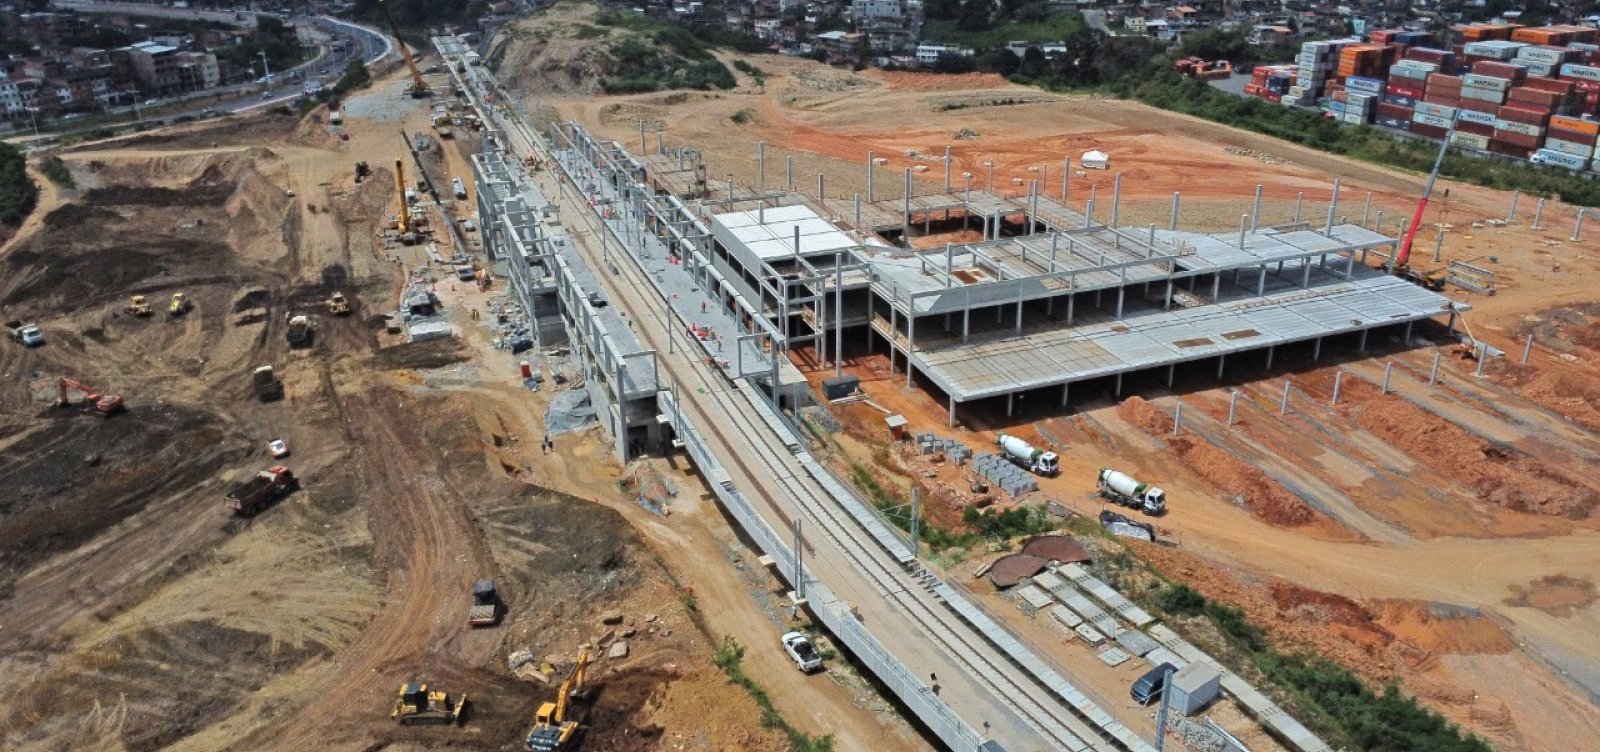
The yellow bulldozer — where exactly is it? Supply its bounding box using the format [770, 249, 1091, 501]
[525, 646, 591, 751]
[327, 291, 351, 316]
[391, 681, 467, 726]
[169, 292, 192, 317]
[125, 295, 153, 316]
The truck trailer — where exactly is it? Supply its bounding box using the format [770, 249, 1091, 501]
[996, 434, 1059, 476]
[1097, 468, 1166, 515]
[227, 466, 297, 516]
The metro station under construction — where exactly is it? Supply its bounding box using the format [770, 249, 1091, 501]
[636, 145, 1463, 425]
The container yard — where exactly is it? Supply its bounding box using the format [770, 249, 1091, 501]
[1247, 23, 1600, 174]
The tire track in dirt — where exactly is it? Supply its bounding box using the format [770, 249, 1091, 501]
[255, 386, 499, 751]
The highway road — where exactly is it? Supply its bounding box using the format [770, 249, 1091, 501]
[8, 8, 391, 141]
[437, 37, 1160, 752]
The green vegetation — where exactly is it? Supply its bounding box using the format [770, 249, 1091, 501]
[594, 10, 768, 54]
[39, 156, 74, 189]
[332, 60, 372, 98]
[597, 34, 737, 94]
[923, 11, 1087, 51]
[1147, 584, 1490, 752]
[212, 16, 310, 80]
[730, 107, 755, 125]
[574, 23, 608, 40]
[0, 142, 39, 226]
[733, 59, 767, 85]
[712, 637, 837, 752]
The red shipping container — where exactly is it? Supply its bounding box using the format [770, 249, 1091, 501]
[1547, 127, 1600, 145]
[1488, 140, 1535, 158]
[1493, 131, 1543, 149]
[1405, 48, 1453, 64]
[1509, 88, 1561, 108]
[1523, 76, 1574, 95]
[1459, 121, 1497, 137]
[1427, 73, 1463, 87]
[1570, 79, 1600, 94]
[1412, 123, 1449, 138]
[1498, 105, 1553, 124]
[1423, 94, 1463, 107]
[1459, 99, 1499, 114]
[1376, 102, 1413, 119]
[1472, 60, 1529, 81]
[1387, 82, 1425, 98]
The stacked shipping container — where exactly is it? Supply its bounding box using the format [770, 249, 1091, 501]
[1245, 24, 1600, 172]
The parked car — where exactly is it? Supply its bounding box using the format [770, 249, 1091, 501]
[780, 631, 822, 673]
[1130, 662, 1178, 705]
[269, 439, 290, 459]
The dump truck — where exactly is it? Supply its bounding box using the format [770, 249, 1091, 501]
[5, 320, 43, 347]
[286, 314, 315, 348]
[1097, 468, 1167, 515]
[996, 433, 1059, 476]
[393, 682, 467, 725]
[452, 177, 467, 200]
[468, 580, 500, 627]
[227, 465, 296, 516]
[253, 365, 284, 402]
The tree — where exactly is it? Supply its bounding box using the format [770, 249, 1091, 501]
[976, 47, 1019, 76]
[0, 142, 40, 227]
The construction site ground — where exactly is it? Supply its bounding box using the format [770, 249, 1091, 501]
[501, 24, 1600, 751]
[0, 67, 921, 752]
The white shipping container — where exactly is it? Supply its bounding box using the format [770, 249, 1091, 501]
[1515, 47, 1568, 65]
[1458, 108, 1498, 125]
[1449, 132, 1492, 149]
[1462, 88, 1508, 104]
[1533, 149, 1589, 170]
[1343, 113, 1368, 124]
[1495, 120, 1544, 137]
[1560, 64, 1600, 82]
[1463, 74, 1511, 91]
[1413, 112, 1453, 128]
[1544, 137, 1596, 157]
[1415, 102, 1457, 119]
[1523, 62, 1555, 77]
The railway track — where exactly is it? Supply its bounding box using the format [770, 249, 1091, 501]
[539, 147, 1120, 752]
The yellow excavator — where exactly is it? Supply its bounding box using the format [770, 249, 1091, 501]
[392, 681, 467, 725]
[525, 646, 591, 751]
[379, 0, 430, 98]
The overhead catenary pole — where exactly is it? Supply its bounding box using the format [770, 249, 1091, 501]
[758, 141, 766, 189]
[793, 519, 805, 600]
[1170, 191, 1181, 230]
[1111, 173, 1123, 228]
[944, 146, 952, 192]
[909, 488, 920, 560]
[1062, 156, 1070, 200]
[835, 251, 844, 377]
[786, 155, 794, 191]
[1251, 184, 1263, 231]
[866, 150, 875, 202]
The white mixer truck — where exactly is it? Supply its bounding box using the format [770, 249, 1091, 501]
[1097, 468, 1166, 515]
[997, 434, 1060, 476]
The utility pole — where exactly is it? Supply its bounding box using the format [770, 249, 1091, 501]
[260, 50, 273, 85]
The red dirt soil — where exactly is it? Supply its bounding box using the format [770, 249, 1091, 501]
[1297, 372, 1598, 520]
[1116, 397, 1325, 528]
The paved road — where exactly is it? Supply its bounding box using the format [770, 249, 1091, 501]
[438, 36, 1160, 752]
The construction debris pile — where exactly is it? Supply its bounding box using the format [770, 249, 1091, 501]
[485, 294, 534, 353]
[970, 453, 1040, 499]
[398, 274, 450, 343]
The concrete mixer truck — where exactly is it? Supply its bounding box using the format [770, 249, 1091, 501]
[997, 434, 1059, 476]
[1097, 468, 1166, 515]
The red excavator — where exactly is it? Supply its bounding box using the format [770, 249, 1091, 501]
[57, 378, 124, 417]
